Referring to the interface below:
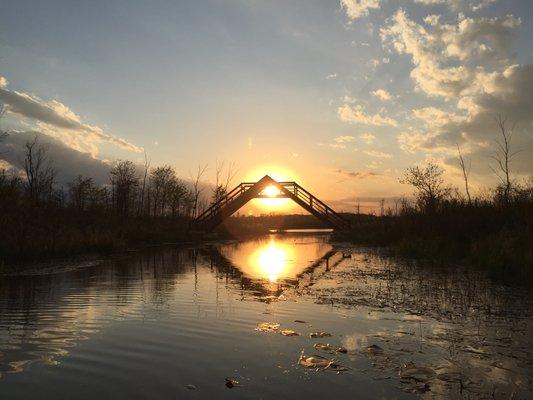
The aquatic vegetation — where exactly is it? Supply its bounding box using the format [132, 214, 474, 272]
[313, 343, 347, 354]
[255, 322, 280, 332]
[224, 377, 239, 388]
[280, 329, 300, 336]
[309, 332, 332, 338]
[298, 352, 349, 372]
[363, 344, 384, 355]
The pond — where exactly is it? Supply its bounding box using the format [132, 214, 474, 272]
[0, 233, 531, 399]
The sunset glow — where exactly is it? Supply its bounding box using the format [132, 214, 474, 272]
[261, 185, 282, 198]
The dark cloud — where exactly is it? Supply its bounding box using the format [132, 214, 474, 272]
[0, 131, 112, 185]
[335, 168, 380, 180]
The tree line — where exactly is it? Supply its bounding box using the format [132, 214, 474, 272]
[0, 132, 238, 264]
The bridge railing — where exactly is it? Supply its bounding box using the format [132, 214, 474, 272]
[278, 182, 349, 228]
[195, 182, 255, 223]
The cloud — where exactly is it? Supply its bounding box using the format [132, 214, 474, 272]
[397, 131, 434, 153]
[399, 65, 533, 176]
[413, 0, 496, 11]
[326, 73, 338, 80]
[380, 10, 520, 100]
[371, 89, 392, 101]
[338, 104, 398, 126]
[0, 76, 8, 88]
[334, 135, 355, 143]
[359, 133, 376, 144]
[0, 131, 112, 185]
[335, 168, 380, 179]
[364, 150, 393, 159]
[0, 78, 141, 156]
[412, 106, 463, 128]
[340, 0, 380, 20]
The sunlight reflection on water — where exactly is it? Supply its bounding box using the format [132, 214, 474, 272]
[0, 234, 531, 400]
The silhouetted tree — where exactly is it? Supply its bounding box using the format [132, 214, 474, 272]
[456, 144, 472, 204]
[149, 165, 176, 216]
[490, 115, 519, 205]
[211, 160, 237, 205]
[23, 136, 56, 203]
[138, 151, 150, 216]
[400, 161, 451, 214]
[191, 164, 207, 217]
[110, 160, 138, 218]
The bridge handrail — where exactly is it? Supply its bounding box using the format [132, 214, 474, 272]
[195, 182, 254, 222]
[279, 182, 348, 226]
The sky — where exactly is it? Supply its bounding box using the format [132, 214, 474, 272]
[1, 0, 532, 213]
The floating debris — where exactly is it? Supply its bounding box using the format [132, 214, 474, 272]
[298, 352, 350, 372]
[364, 344, 384, 355]
[310, 332, 332, 338]
[294, 320, 307, 324]
[463, 345, 489, 356]
[225, 377, 239, 388]
[255, 322, 280, 332]
[185, 384, 197, 390]
[313, 343, 347, 354]
[280, 329, 300, 337]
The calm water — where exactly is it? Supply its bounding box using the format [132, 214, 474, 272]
[0, 234, 531, 399]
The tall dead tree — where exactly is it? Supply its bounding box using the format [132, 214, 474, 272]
[211, 160, 238, 204]
[138, 151, 150, 216]
[490, 115, 518, 204]
[456, 144, 472, 204]
[191, 164, 207, 218]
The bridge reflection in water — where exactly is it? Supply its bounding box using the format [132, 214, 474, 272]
[209, 233, 345, 294]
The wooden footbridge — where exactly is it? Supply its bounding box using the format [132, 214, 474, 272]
[192, 175, 350, 232]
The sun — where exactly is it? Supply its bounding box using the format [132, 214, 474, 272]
[242, 165, 299, 214]
[261, 185, 282, 198]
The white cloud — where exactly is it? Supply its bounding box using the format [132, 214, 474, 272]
[380, 9, 520, 100]
[412, 106, 463, 128]
[400, 65, 533, 176]
[414, 0, 498, 12]
[364, 150, 393, 159]
[424, 14, 441, 26]
[326, 73, 338, 80]
[397, 131, 434, 153]
[0, 79, 141, 156]
[338, 104, 398, 126]
[0, 76, 8, 88]
[340, 0, 380, 20]
[334, 135, 356, 143]
[371, 89, 392, 101]
[359, 133, 376, 144]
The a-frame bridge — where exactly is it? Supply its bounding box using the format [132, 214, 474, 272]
[192, 175, 350, 232]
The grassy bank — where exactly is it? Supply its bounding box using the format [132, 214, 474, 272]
[335, 203, 532, 282]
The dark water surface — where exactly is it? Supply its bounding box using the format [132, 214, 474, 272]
[0, 234, 531, 399]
